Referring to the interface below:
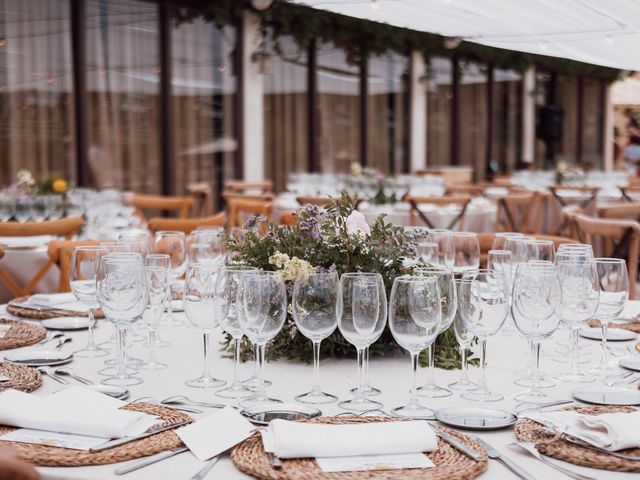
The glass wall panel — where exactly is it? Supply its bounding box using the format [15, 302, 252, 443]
[171, 12, 237, 202]
[366, 52, 409, 174]
[426, 57, 452, 167]
[491, 68, 522, 173]
[263, 34, 307, 192]
[581, 77, 603, 168]
[556, 74, 578, 163]
[0, 0, 75, 186]
[316, 42, 360, 173]
[85, 0, 160, 193]
[458, 61, 488, 178]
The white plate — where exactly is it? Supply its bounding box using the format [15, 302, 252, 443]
[240, 403, 321, 425]
[619, 357, 640, 372]
[41, 317, 90, 331]
[4, 350, 73, 367]
[572, 387, 640, 406]
[435, 407, 517, 431]
[579, 327, 636, 342]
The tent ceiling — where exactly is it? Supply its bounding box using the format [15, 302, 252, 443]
[288, 0, 640, 71]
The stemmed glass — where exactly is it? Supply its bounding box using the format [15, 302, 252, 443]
[389, 276, 442, 418]
[448, 278, 476, 390]
[426, 229, 451, 267]
[0, 195, 15, 221]
[238, 271, 287, 407]
[141, 266, 168, 370]
[413, 266, 456, 398]
[154, 231, 187, 327]
[555, 260, 599, 383]
[416, 241, 439, 265]
[491, 232, 523, 250]
[215, 266, 256, 399]
[144, 254, 172, 349]
[590, 258, 628, 375]
[445, 232, 480, 274]
[183, 263, 227, 388]
[524, 239, 555, 263]
[191, 227, 225, 265]
[292, 270, 339, 404]
[188, 243, 213, 265]
[458, 269, 508, 401]
[338, 273, 387, 411]
[31, 196, 47, 222]
[97, 254, 146, 386]
[70, 246, 109, 358]
[511, 263, 562, 403]
[14, 197, 31, 222]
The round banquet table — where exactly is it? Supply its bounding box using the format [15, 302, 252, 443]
[0, 303, 638, 480]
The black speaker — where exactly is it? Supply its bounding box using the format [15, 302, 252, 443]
[537, 105, 563, 142]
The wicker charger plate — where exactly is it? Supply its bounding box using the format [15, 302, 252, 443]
[0, 319, 46, 351]
[6, 296, 104, 320]
[588, 318, 640, 334]
[0, 362, 42, 393]
[231, 416, 488, 480]
[0, 402, 190, 467]
[515, 405, 640, 472]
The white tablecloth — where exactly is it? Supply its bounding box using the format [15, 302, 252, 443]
[0, 303, 637, 479]
[0, 246, 59, 304]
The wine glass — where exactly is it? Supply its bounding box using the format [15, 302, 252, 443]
[183, 263, 227, 388]
[188, 243, 213, 266]
[141, 266, 168, 370]
[504, 235, 531, 266]
[14, 197, 31, 222]
[458, 269, 508, 401]
[143, 253, 172, 349]
[238, 271, 287, 406]
[589, 258, 628, 375]
[191, 227, 225, 265]
[97, 254, 146, 386]
[389, 275, 442, 418]
[70, 246, 109, 358]
[448, 278, 476, 390]
[30, 196, 47, 222]
[555, 260, 599, 383]
[416, 241, 439, 264]
[445, 232, 480, 274]
[491, 232, 523, 250]
[0, 194, 15, 222]
[426, 229, 451, 267]
[154, 231, 187, 327]
[46, 195, 64, 220]
[337, 272, 387, 411]
[215, 265, 257, 399]
[511, 263, 562, 403]
[292, 270, 339, 404]
[413, 266, 456, 398]
[524, 239, 555, 263]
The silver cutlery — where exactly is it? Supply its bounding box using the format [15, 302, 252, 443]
[38, 331, 64, 346]
[38, 366, 69, 384]
[514, 399, 574, 415]
[269, 452, 283, 469]
[54, 336, 72, 350]
[433, 428, 484, 461]
[190, 455, 221, 480]
[561, 433, 640, 461]
[89, 420, 192, 452]
[53, 367, 93, 385]
[474, 437, 536, 480]
[132, 396, 204, 415]
[114, 447, 189, 475]
[160, 395, 226, 409]
[509, 441, 596, 480]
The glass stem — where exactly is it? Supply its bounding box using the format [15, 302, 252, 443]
[460, 345, 469, 381]
[86, 307, 97, 350]
[363, 346, 370, 388]
[356, 347, 365, 400]
[600, 322, 609, 366]
[426, 344, 435, 384]
[531, 341, 541, 395]
[232, 337, 241, 385]
[202, 332, 211, 379]
[478, 339, 488, 392]
[148, 329, 157, 363]
[526, 340, 533, 374]
[409, 352, 419, 406]
[253, 343, 260, 378]
[570, 328, 580, 374]
[256, 343, 266, 399]
[115, 326, 125, 377]
[312, 340, 322, 393]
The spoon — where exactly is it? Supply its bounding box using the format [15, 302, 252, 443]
[54, 367, 93, 385]
[38, 331, 64, 346]
[514, 399, 574, 415]
[38, 366, 69, 384]
[160, 395, 226, 409]
[509, 442, 596, 480]
[134, 396, 204, 415]
[53, 368, 129, 399]
[54, 336, 72, 351]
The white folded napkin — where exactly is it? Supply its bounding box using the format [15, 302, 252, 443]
[523, 410, 640, 451]
[0, 387, 157, 439]
[261, 420, 438, 459]
[26, 293, 89, 312]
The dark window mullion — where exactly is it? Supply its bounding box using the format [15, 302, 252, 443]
[70, 0, 88, 187]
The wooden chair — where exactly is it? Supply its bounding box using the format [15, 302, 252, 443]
[573, 213, 640, 299]
[598, 203, 640, 222]
[620, 186, 640, 202]
[0, 216, 84, 297]
[47, 239, 100, 292]
[494, 192, 544, 233]
[444, 184, 485, 197]
[187, 183, 214, 217]
[226, 196, 273, 229]
[296, 196, 334, 206]
[0, 245, 4, 260]
[224, 181, 273, 195]
[561, 204, 583, 240]
[278, 211, 298, 226]
[147, 213, 226, 235]
[131, 194, 194, 220]
[548, 185, 600, 210]
[406, 195, 471, 230]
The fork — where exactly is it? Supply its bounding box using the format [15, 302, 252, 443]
[509, 441, 595, 480]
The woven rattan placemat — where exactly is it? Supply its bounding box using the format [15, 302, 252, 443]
[0, 402, 191, 466]
[0, 362, 42, 393]
[231, 416, 488, 480]
[6, 296, 104, 320]
[0, 319, 46, 350]
[588, 318, 640, 334]
[515, 405, 640, 472]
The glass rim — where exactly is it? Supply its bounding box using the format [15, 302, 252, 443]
[487, 249, 511, 255]
[594, 257, 626, 264]
[220, 265, 258, 272]
[154, 230, 186, 237]
[523, 239, 554, 245]
[341, 272, 382, 278]
[413, 266, 453, 276]
[450, 231, 477, 237]
[394, 274, 439, 284]
[72, 245, 108, 252]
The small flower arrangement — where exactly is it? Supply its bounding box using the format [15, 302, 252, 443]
[14, 169, 70, 196]
[555, 162, 585, 185]
[348, 162, 398, 205]
[221, 193, 467, 368]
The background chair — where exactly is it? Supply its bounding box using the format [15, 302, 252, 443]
[224, 181, 273, 196]
[0, 217, 84, 297]
[406, 195, 471, 230]
[598, 202, 640, 222]
[494, 192, 544, 233]
[48, 239, 100, 292]
[278, 211, 298, 226]
[131, 194, 194, 221]
[226, 197, 272, 229]
[147, 213, 226, 235]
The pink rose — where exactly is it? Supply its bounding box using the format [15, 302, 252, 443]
[345, 211, 371, 237]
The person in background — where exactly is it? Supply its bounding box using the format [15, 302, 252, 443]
[624, 135, 640, 176]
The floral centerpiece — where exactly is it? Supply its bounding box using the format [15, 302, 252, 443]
[348, 162, 398, 205]
[221, 193, 467, 368]
[555, 161, 586, 185]
[13, 169, 70, 196]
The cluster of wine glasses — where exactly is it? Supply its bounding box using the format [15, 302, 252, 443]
[0, 194, 65, 222]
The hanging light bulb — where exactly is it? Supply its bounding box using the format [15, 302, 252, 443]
[538, 40, 547, 50]
[371, 0, 380, 10]
[606, 35, 614, 44]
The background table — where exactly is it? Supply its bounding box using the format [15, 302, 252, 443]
[0, 303, 638, 479]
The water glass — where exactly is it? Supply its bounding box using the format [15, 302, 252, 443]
[491, 232, 523, 250]
[154, 231, 187, 327]
[141, 266, 168, 370]
[14, 197, 31, 223]
[389, 276, 442, 418]
[426, 229, 451, 267]
[46, 195, 64, 220]
[292, 270, 339, 404]
[448, 278, 476, 390]
[445, 232, 480, 274]
[188, 243, 213, 265]
[30, 196, 48, 222]
[523, 239, 555, 263]
[416, 241, 439, 265]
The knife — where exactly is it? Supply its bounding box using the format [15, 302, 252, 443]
[9, 303, 79, 316]
[89, 420, 192, 452]
[433, 428, 484, 462]
[474, 437, 536, 480]
[114, 447, 189, 475]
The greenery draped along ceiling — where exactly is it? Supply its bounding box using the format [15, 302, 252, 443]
[176, 0, 622, 80]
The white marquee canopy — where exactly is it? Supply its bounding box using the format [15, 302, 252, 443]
[289, 0, 640, 71]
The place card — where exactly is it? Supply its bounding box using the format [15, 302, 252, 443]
[0, 428, 109, 451]
[316, 453, 435, 473]
[176, 406, 255, 461]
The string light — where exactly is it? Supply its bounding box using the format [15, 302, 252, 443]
[538, 40, 547, 50]
[371, 0, 380, 10]
[606, 35, 614, 44]
[46, 75, 56, 84]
